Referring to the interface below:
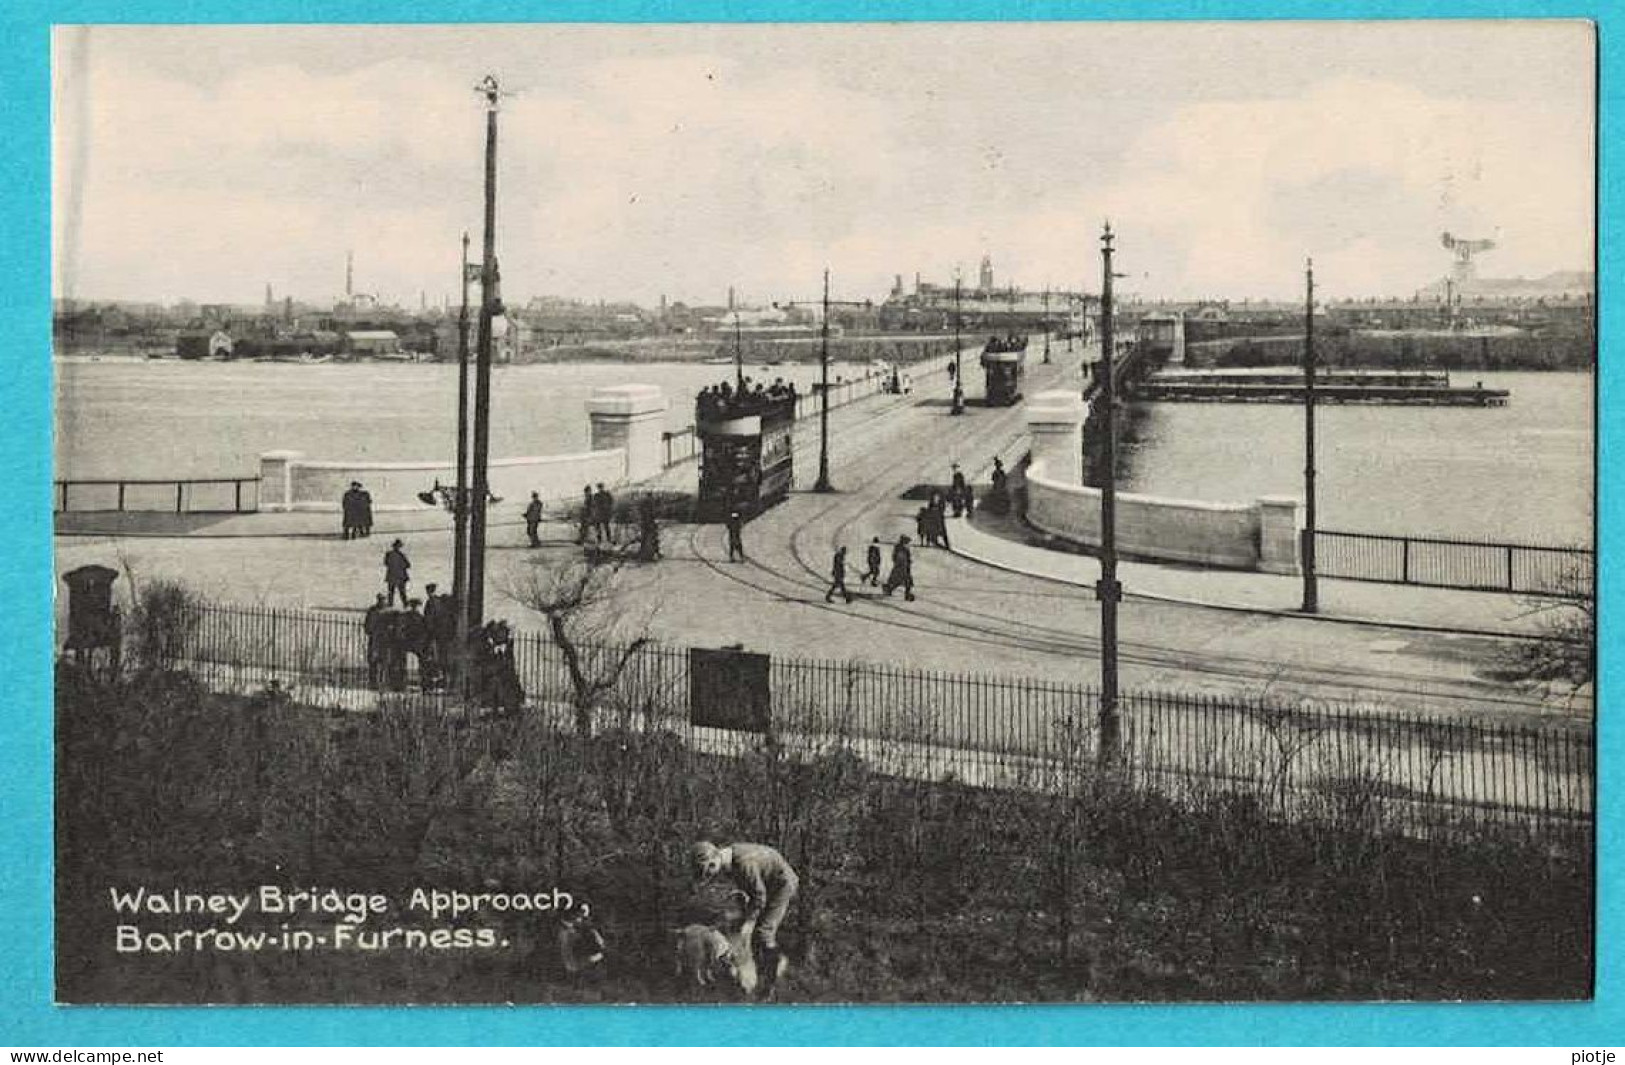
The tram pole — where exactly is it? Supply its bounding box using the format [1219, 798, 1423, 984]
[1097, 222, 1122, 766]
[814, 268, 833, 493]
[467, 75, 502, 636]
[1043, 288, 1051, 364]
[951, 275, 965, 415]
[1301, 257, 1319, 614]
[451, 230, 472, 691]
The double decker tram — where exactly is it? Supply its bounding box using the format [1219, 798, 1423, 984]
[980, 334, 1029, 406]
[695, 385, 796, 521]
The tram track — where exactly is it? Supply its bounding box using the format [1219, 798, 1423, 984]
[679, 348, 1562, 717]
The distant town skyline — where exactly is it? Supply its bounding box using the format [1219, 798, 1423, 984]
[53, 22, 1594, 307]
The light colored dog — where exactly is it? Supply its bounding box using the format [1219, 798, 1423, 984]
[672, 923, 736, 987]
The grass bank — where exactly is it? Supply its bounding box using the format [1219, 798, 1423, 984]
[56, 662, 1592, 1005]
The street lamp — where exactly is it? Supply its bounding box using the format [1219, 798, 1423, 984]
[951, 274, 965, 415]
[1096, 222, 1123, 766]
[466, 74, 505, 639]
[1301, 257, 1319, 614]
[774, 271, 871, 493]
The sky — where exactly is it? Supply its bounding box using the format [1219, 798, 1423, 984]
[51, 21, 1595, 308]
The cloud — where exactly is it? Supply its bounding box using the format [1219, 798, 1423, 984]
[54, 29, 1594, 306]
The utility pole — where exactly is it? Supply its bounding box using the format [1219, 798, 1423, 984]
[1301, 257, 1319, 614]
[1097, 223, 1123, 765]
[775, 274, 869, 494]
[951, 274, 965, 415]
[467, 74, 502, 636]
[733, 310, 744, 394]
[452, 231, 473, 686]
[1043, 288, 1052, 364]
[816, 269, 834, 492]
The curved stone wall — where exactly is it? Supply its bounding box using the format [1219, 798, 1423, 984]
[1021, 388, 1301, 574]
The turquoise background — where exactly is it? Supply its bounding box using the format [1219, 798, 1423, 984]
[1, 0, 1615, 1046]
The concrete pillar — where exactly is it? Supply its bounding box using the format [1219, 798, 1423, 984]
[587, 384, 668, 484]
[1257, 495, 1303, 575]
[1025, 390, 1087, 486]
[258, 450, 305, 513]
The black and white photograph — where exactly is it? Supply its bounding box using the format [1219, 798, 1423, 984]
[50, 21, 1596, 1006]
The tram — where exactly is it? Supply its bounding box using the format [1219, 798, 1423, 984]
[695, 386, 796, 521]
[1135, 313, 1182, 362]
[980, 334, 1029, 406]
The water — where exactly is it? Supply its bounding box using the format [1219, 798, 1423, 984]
[55, 361, 1592, 546]
[1118, 371, 1593, 545]
[54, 358, 876, 480]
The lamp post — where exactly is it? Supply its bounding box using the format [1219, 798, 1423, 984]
[466, 74, 503, 637]
[951, 274, 965, 415]
[816, 268, 833, 492]
[451, 231, 473, 689]
[1043, 288, 1052, 364]
[1301, 257, 1319, 614]
[1097, 222, 1123, 765]
[774, 272, 871, 494]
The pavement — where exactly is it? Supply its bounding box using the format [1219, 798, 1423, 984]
[53, 338, 1588, 720]
[948, 508, 1555, 639]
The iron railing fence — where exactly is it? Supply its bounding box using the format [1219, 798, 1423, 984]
[55, 476, 261, 514]
[160, 602, 1592, 841]
[1313, 529, 1592, 597]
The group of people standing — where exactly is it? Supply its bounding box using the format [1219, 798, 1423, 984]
[362, 541, 523, 710]
[340, 481, 375, 540]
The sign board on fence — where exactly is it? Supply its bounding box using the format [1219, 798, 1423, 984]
[689, 646, 770, 732]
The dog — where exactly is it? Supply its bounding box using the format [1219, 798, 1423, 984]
[554, 902, 607, 976]
[672, 923, 736, 987]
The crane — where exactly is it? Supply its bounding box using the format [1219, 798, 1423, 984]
[1441, 231, 1497, 282]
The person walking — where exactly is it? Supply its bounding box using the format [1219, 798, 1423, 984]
[691, 840, 799, 994]
[726, 510, 746, 562]
[576, 484, 593, 546]
[384, 539, 411, 606]
[358, 483, 374, 538]
[824, 546, 853, 604]
[883, 535, 916, 601]
[524, 491, 545, 548]
[950, 464, 969, 518]
[592, 483, 616, 545]
[861, 537, 883, 587]
[932, 496, 952, 551]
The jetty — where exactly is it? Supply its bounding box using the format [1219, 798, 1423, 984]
[1135, 368, 1508, 406]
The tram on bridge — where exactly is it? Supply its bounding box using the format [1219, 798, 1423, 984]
[1135, 313, 1182, 362]
[980, 334, 1029, 406]
[694, 385, 796, 520]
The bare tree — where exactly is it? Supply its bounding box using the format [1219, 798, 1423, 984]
[1502, 563, 1594, 699]
[499, 547, 660, 736]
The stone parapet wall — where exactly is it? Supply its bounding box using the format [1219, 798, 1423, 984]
[265, 450, 628, 513]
